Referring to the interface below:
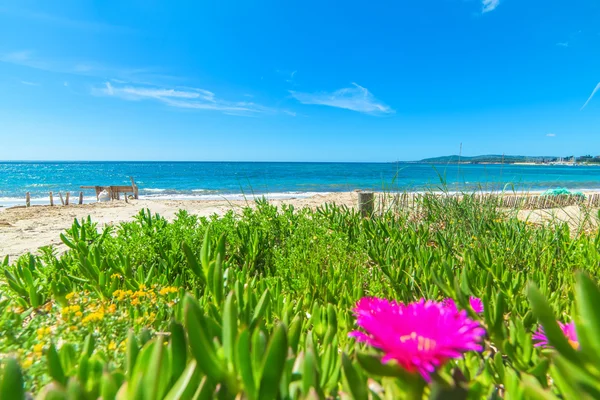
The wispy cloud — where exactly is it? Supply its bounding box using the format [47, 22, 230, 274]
[0, 7, 134, 33]
[287, 71, 297, 84]
[20, 80, 39, 86]
[0, 50, 179, 85]
[2, 50, 296, 117]
[482, 0, 500, 13]
[557, 30, 582, 48]
[581, 82, 600, 110]
[546, 133, 556, 137]
[3, 50, 32, 63]
[95, 82, 283, 116]
[290, 83, 394, 115]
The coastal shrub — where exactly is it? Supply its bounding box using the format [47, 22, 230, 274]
[0, 196, 599, 399]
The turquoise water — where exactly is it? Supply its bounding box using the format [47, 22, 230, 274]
[1, 161, 600, 206]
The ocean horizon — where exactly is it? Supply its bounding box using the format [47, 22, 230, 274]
[2, 161, 600, 207]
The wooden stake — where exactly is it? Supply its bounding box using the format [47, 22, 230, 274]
[78, 192, 83, 205]
[65, 192, 70, 206]
[358, 191, 375, 218]
[26, 192, 30, 207]
[130, 176, 139, 199]
[59, 193, 65, 206]
[49, 192, 54, 206]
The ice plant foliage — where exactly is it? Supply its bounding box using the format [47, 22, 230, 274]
[533, 321, 579, 350]
[444, 297, 484, 314]
[350, 297, 486, 381]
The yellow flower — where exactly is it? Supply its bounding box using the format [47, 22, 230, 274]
[65, 292, 76, 300]
[158, 287, 178, 296]
[131, 298, 140, 306]
[113, 290, 127, 301]
[33, 343, 44, 354]
[110, 273, 122, 280]
[82, 311, 104, 324]
[36, 327, 52, 339]
[21, 357, 33, 369]
[75, 311, 83, 317]
[139, 284, 147, 290]
[107, 304, 117, 313]
[43, 303, 53, 312]
[108, 341, 117, 351]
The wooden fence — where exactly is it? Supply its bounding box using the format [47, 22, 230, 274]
[376, 192, 600, 212]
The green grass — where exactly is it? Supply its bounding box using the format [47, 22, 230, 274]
[1, 194, 600, 399]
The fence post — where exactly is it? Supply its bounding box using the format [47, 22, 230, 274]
[358, 191, 375, 218]
[59, 193, 65, 206]
[65, 192, 70, 206]
[49, 192, 54, 206]
[79, 192, 83, 205]
[26, 192, 30, 207]
[130, 177, 139, 199]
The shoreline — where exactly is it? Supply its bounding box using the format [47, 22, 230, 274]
[3, 187, 600, 209]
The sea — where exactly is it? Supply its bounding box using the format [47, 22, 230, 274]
[1, 161, 600, 207]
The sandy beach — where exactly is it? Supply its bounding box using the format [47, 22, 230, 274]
[0, 192, 359, 260]
[1, 191, 598, 260]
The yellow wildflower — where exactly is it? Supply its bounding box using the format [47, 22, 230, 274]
[36, 327, 52, 340]
[110, 273, 122, 280]
[33, 343, 44, 354]
[65, 292, 76, 300]
[139, 284, 147, 290]
[22, 357, 33, 369]
[108, 341, 117, 351]
[158, 287, 178, 296]
[107, 304, 117, 313]
[131, 298, 140, 306]
[75, 311, 83, 317]
[113, 290, 127, 301]
[82, 311, 104, 324]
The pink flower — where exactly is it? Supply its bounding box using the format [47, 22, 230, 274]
[533, 321, 579, 350]
[349, 297, 486, 381]
[443, 297, 484, 314]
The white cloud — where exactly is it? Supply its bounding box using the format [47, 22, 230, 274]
[20, 80, 39, 86]
[3, 50, 32, 63]
[290, 83, 394, 115]
[0, 50, 178, 85]
[581, 82, 600, 110]
[556, 42, 569, 47]
[96, 82, 278, 115]
[482, 0, 500, 13]
[546, 133, 556, 137]
[0, 7, 133, 33]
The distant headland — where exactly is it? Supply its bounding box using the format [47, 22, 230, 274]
[414, 154, 600, 166]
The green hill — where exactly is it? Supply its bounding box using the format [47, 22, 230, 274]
[419, 154, 556, 164]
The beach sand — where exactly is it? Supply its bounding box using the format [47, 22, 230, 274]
[1, 192, 597, 260]
[0, 192, 358, 260]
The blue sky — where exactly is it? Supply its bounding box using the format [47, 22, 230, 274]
[0, 0, 599, 162]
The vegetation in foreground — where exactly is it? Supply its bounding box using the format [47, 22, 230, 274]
[1, 195, 600, 399]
